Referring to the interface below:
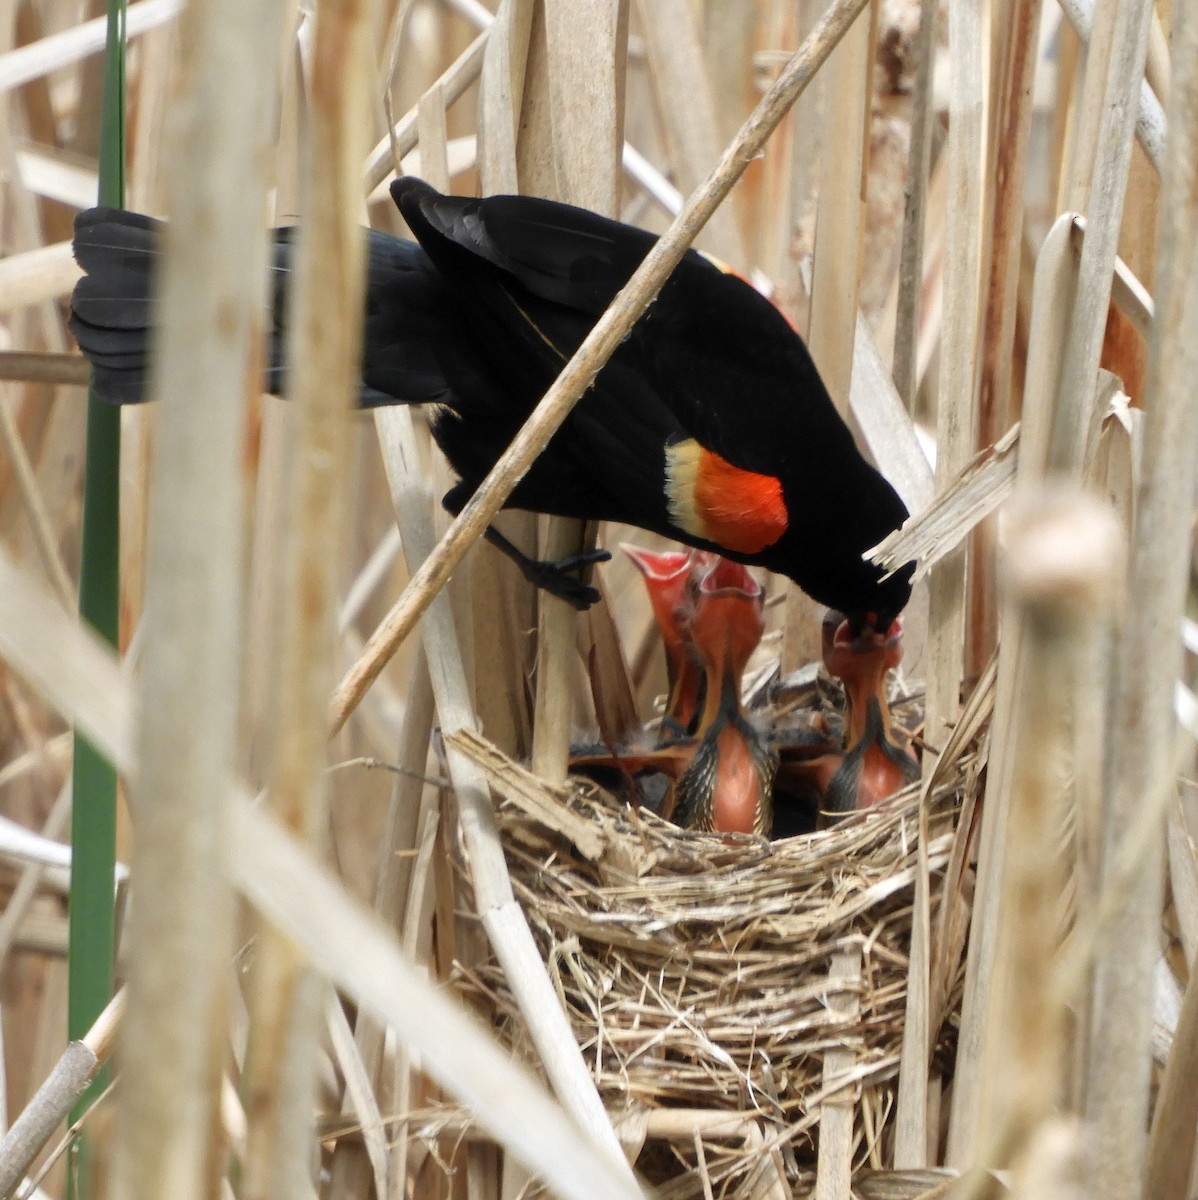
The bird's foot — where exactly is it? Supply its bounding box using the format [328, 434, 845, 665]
[517, 548, 611, 609]
[482, 523, 611, 609]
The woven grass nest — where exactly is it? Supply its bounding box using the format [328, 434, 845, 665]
[448, 685, 984, 1195]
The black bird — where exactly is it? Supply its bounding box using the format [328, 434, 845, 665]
[69, 177, 913, 624]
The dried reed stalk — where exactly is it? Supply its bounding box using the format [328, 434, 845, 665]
[0, 353, 89, 385]
[469, 0, 541, 764]
[0, 393, 72, 606]
[923, 0, 987, 779]
[970, 0, 1043, 675]
[105, 0, 285, 1196]
[1145, 948, 1198, 1199]
[328, 0, 875, 732]
[0, 244, 79, 314]
[978, 490, 1121, 1171]
[0, 0, 180, 94]
[527, 0, 627, 785]
[815, 948, 863, 1200]
[1051, 0, 1153, 471]
[636, 0, 745, 264]
[1056, 0, 1167, 176]
[784, 1, 875, 674]
[945, 211, 1080, 1167]
[1084, 6, 1198, 1193]
[327, 647, 434, 1200]
[241, 1, 375, 1196]
[891, 0, 936, 409]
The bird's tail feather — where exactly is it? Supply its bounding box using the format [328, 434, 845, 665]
[69, 207, 450, 409]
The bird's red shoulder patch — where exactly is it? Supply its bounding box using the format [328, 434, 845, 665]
[665, 440, 788, 554]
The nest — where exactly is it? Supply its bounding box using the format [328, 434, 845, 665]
[448, 721, 982, 1194]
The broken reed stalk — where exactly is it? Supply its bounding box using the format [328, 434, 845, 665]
[0, 990, 123, 1200]
[241, 1, 375, 1197]
[1084, 6, 1198, 1194]
[0, 550, 645, 1200]
[106, 2, 286, 1199]
[328, 0, 873, 733]
[978, 490, 1121, 1174]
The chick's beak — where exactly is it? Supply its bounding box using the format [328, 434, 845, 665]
[689, 558, 764, 717]
[623, 544, 704, 735]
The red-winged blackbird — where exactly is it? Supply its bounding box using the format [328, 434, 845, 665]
[69, 177, 913, 624]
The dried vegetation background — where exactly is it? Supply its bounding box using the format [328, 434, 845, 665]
[0, 0, 1194, 1199]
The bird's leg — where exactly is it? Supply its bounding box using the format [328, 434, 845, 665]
[439, 485, 611, 609]
[480, 523, 611, 610]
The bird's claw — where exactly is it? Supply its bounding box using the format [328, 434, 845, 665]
[520, 548, 612, 609]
